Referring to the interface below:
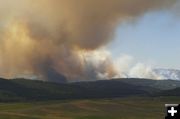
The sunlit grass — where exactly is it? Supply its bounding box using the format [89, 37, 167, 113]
[0, 97, 179, 119]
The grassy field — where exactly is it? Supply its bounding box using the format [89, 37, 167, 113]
[0, 97, 179, 119]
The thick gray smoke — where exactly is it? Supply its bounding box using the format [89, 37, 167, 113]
[0, 0, 177, 82]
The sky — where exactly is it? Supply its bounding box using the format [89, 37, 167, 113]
[109, 11, 180, 70]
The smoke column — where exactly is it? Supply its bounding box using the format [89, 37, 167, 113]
[0, 0, 177, 82]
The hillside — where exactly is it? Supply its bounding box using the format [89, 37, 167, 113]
[159, 87, 180, 96]
[117, 78, 180, 90]
[0, 78, 179, 102]
[0, 78, 152, 102]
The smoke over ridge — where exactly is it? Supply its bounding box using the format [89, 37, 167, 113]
[0, 0, 178, 81]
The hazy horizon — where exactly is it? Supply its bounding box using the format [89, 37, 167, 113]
[109, 11, 180, 70]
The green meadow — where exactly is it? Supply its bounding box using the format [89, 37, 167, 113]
[0, 97, 179, 119]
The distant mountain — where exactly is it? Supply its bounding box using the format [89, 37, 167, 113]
[154, 69, 180, 80]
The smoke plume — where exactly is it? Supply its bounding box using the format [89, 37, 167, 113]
[0, 0, 177, 81]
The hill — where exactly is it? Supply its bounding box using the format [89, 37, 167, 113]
[0, 78, 152, 102]
[0, 78, 178, 102]
[159, 87, 180, 96]
[116, 78, 180, 90]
